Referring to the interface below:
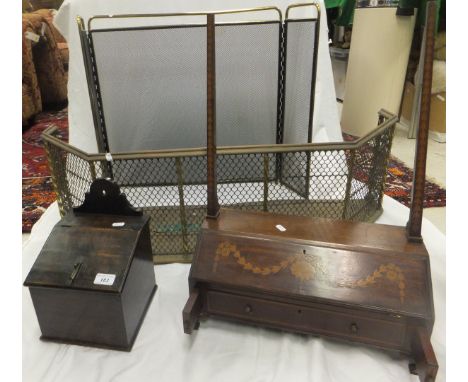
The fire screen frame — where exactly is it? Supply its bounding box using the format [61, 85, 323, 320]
[76, 4, 321, 198]
[54, 5, 397, 263]
[43, 110, 397, 264]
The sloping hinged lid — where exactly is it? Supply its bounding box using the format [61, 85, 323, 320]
[191, 209, 433, 319]
[24, 212, 149, 293]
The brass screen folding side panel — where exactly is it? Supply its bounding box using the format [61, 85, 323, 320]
[280, 18, 319, 198]
[215, 21, 280, 183]
[215, 22, 279, 146]
[282, 19, 317, 144]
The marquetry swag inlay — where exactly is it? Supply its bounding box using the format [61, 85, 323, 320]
[214, 241, 406, 303]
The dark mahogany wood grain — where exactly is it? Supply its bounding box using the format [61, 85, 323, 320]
[206, 13, 219, 219]
[185, 3, 438, 381]
[206, 290, 408, 348]
[30, 286, 128, 349]
[410, 327, 439, 382]
[24, 213, 150, 293]
[185, 208, 437, 380]
[192, 224, 432, 318]
[183, 289, 203, 334]
[407, 0, 437, 242]
[203, 209, 429, 256]
[24, 179, 157, 351]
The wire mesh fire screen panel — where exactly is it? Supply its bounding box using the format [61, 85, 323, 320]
[78, 6, 319, 187]
[43, 111, 396, 264]
[281, 18, 318, 198]
[91, 26, 208, 152]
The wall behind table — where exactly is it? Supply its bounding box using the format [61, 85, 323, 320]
[341, 7, 415, 137]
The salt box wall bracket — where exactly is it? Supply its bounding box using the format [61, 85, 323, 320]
[73, 178, 142, 216]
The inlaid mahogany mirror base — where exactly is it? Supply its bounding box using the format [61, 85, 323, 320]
[183, 209, 438, 382]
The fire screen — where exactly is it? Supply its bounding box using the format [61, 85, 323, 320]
[77, 5, 321, 195]
[43, 110, 396, 264]
[50, 5, 398, 263]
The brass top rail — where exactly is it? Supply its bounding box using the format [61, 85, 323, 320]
[85, 6, 284, 31]
[285, 2, 320, 20]
[79, 3, 323, 32]
[42, 110, 397, 161]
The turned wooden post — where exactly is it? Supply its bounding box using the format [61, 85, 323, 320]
[407, 0, 437, 242]
[206, 13, 220, 219]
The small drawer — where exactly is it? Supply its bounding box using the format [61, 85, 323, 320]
[206, 290, 406, 349]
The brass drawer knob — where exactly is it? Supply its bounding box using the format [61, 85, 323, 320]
[350, 323, 359, 334]
[244, 304, 253, 314]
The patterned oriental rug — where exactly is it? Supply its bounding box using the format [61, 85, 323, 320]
[385, 156, 445, 208]
[22, 109, 446, 232]
[22, 108, 68, 232]
[342, 133, 446, 210]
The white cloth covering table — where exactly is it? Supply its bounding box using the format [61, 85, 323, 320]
[22, 196, 445, 382]
[28, 1, 445, 380]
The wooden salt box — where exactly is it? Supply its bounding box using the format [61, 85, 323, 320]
[24, 179, 157, 351]
[184, 6, 438, 381]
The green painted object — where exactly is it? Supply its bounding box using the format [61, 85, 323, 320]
[330, 0, 441, 28]
[325, 0, 345, 8]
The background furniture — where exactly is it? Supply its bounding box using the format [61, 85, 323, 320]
[22, 15, 42, 126]
[340, 6, 416, 136]
[22, 9, 68, 126]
